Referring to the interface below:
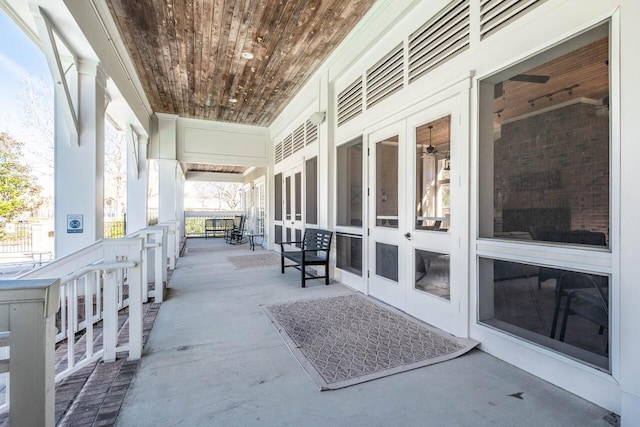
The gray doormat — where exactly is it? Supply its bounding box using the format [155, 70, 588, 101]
[263, 293, 478, 390]
[227, 253, 280, 269]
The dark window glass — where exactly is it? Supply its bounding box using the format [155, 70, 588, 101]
[336, 233, 362, 276]
[306, 157, 318, 224]
[274, 173, 282, 221]
[479, 25, 610, 248]
[414, 249, 450, 300]
[375, 242, 398, 282]
[479, 257, 609, 371]
[337, 137, 363, 227]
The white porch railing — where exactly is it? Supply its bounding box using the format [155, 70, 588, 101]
[0, 225, 171, 425]
[127, 226, 167, 303]
[0, 279, 60, 427]
[158, 220, 180, 269]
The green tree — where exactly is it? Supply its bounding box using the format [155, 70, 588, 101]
[0, 133, 42, 222]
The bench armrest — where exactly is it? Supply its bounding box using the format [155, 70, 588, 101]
[280, 241, 303, 251]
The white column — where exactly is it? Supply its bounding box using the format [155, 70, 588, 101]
[176, 165, 186, 242]
[619, 1, 640, 424]
[151, 113, 179, 223]
[318, 71, 334, 230]
[157, 159, 178, 223]
[54, 60, 106, 257]
[127, 130, 149, 233]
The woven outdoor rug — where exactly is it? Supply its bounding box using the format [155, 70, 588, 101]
[227, 253, 280, 269]
[263, 293, 478, 390]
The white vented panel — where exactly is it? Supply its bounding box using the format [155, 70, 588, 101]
[480, 0, 546, 40]
[293, 124, 305, 153]
[366, 43, 404, 109]
[337, 77, 363, 127]
[408, 0, 470, 83]
[305, 120, 318, 145]
[274, 142, 283, 163]
[282, 134, 293, 159]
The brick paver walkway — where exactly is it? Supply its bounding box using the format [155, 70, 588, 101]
[0, 302, 161, 427]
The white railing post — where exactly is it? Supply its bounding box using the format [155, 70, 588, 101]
[159, 222, 176, 270]
[102, 245, 118, 363]
[102, 238, 144, 361]
[0, 279, 60, 427]
[142, 227, 166, 302]
[124, 240, 144, 360]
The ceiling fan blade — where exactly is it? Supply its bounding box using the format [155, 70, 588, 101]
[509, 74, 550, 83]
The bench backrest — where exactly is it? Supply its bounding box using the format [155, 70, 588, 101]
[303, 228, 332, 251]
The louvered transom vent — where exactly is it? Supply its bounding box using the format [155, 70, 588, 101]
[282, 134, 293, 159]
[305, 120, 318, 145]
[293, 124, 305, 153]
[366, 43, 404, 109]
[480, 0, 547, 40]
[274, 142, 283, 164]
[337, 77, 363, 126]
[408, 0, 470, 83]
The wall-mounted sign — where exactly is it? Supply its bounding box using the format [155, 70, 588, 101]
[67, 214, 83, 233]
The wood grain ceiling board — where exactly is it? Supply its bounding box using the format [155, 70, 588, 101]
[106, 0, 376, 126]
[184, 163, 248, 174]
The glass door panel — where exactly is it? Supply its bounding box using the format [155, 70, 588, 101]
[283, 166, 303, 246]
[368, 123, 405, 310]
[376, 136, 399, 228]
[405, 99, 467, 336]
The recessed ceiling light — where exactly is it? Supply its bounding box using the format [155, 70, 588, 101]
[242, 52, 254, 59]
[229, 98, 238, 103]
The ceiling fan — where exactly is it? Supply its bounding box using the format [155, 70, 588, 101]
[494, 74, 550, 98]
[420, 125, 438, 158]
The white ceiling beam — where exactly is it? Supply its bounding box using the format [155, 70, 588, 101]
[186, 172, 245, 183]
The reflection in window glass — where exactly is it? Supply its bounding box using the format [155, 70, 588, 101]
[479, 258, 609, 371]
[415, 116, 451, 231]
[414, 250, 450, 300]
[336, 233, 362, 276]
[479, 24, 610, 247]
[375, 136, 399, 228]
[337, 137, 363, 227]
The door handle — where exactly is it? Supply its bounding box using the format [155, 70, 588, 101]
[404, 232, 411, 240]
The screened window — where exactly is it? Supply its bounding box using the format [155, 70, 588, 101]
[479, 258, 609, 371]
[479, 24, 610, 248]
[336, 233, 363, 276]
[415, 116, 451, 231]
[336, 137, 363, 227]
[306, 157, 318, 225]
[274, 173, 282, 221]
[477, 23, 611, 372]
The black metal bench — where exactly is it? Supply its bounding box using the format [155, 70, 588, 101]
[280, 228, 333, 287]
[204, 218, 228, 238]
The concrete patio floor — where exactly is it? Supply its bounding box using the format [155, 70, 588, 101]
[117, 238, 614, 427]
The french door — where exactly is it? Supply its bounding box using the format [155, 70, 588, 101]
[368, 122, 407, 310]
[367, 94, 468, 336]
[283, 166, 303, 245]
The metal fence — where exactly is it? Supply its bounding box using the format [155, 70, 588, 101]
[104, 219, 126, 239]
[184, 211, 239, 238]
[0, 222, 32, 254]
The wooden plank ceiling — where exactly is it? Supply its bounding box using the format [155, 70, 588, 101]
[106, 0, 376, 126]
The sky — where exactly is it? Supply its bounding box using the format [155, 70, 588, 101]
[0, 10, 51, 138]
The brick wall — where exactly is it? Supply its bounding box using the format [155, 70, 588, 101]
[494, 101, 609, 240]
